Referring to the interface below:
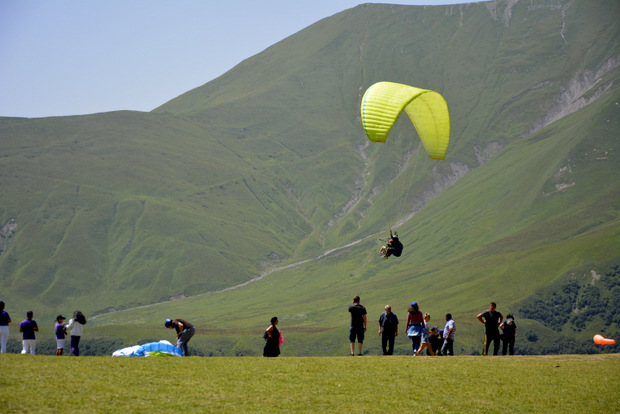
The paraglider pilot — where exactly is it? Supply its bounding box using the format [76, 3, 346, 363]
[379, 230, 403, 258]
[165, 318, 195, 356]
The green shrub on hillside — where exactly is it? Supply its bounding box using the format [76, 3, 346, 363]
[518, 264, 620, 349]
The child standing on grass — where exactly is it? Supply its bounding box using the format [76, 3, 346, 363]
[415, 313, 435, 356]
[55, 315, 67, 356]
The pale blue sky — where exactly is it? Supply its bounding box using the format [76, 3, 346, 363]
[1, 1, 476, 118]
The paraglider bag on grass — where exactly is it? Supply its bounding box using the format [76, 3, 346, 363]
[407, 323, 423, 337]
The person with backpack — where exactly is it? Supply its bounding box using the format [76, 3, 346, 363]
[379, 231, 403, 259]
[263, 316, 281, 357]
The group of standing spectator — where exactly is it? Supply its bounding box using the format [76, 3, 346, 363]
[477, 301, 517, 355]
[2, 298, 517, 357]
[0, 301, 86, 356]
[348, 297, 517, 356]
[349, 295, 456, 356]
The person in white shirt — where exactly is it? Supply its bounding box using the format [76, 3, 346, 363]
[441, 313, 455, 356]
[66, 310, 86, 356]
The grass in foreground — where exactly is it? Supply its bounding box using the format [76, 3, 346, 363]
[1, 354, 618, 413]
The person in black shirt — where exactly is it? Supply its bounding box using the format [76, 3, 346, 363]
[165, 318, 195, 356]
[477, 302, 503, 355]
[379, 231, 403, 259]
[348, 295, 367, 356]
[378, 305, 399, 355]
[263, 316, 281, 357]
[500, 314, 517, 355]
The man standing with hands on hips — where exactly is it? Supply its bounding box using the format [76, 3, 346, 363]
[477, 302, 503, 356]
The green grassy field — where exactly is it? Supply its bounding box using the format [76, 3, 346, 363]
[1, 354, 618, 413]
[1, 0, 618, 358]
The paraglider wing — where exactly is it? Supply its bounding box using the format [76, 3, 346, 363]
[112, 345, 141, 357]
[361, 81, 450, 160]
[112, 340, 183, 357]
[136, 341, 184, 356]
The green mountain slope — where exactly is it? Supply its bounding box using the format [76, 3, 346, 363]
[0, 0, 618, 354]
[0, 112, 314, 313]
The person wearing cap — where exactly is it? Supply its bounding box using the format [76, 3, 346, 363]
[405, 302, 424, 355]
[348, 295, 367, 356]
[477, 302, 503, 356]
[165, 318, 195, 356]
[378, 305, 399, 355]
[499, 314, 517, 355]
[19, 311, 39, 355]
[55, 315, 67, 356]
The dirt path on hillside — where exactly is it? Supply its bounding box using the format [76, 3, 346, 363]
[92, 231, 383, 320]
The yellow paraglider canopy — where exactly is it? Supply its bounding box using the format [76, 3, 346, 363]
[361, 81, 450, 160]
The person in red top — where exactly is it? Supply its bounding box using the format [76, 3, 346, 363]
[165, 318, 195, 356]
[406, 302, 424, 355]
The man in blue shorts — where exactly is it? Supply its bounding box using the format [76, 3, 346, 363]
[348, 295, 367, 356]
